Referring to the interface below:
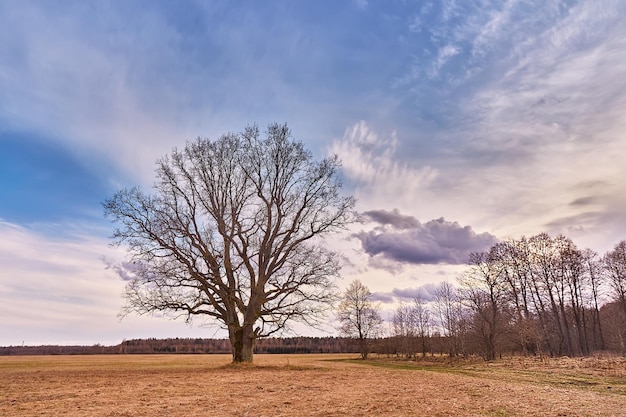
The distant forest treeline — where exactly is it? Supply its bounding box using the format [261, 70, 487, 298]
[0, 337, 358, 356]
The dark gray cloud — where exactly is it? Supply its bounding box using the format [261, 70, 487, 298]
[391, 284, 439, 302]
[363, 209, 420, 229]
[569, 196, 597, 207]
[355, 211, 498, 265]
[372, 283, 440, 304]
[371, 292, 395, 303]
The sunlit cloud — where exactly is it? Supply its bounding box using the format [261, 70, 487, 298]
[329, 121, 439, 212]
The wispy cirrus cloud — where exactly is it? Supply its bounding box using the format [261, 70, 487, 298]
[429, 44, 461, 78]
[0, 2, 367, 185]
[373, 0, 626, 249]
[329, 121, 439, 213]
[0, 2, 201, 184]
[452, 0, 626, 246]
[0, 220, 124, 344]
[0, 220, 213, 345]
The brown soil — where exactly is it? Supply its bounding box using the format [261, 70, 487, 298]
[1, 354, 624, 416]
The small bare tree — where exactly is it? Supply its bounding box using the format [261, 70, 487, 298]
[413, 296, 431, 357]
[337, 279, 383, 359]
[433, 281, 465, 357]
[458, 250, 507, 361]
[604, 240, 626, 317]
[392, 304, 416, 358]
[603, 240, 626, 354]
[392, 297, 432, 359]
[104, 123, 355, 363]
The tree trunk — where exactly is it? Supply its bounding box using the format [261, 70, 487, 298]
[229, 325, 255, 363]
[359, 337, 369, 359]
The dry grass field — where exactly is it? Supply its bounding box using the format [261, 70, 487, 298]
[1, 353, 625, 416]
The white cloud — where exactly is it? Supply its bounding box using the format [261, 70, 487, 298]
[430, 44, 461, 78]
[453, 0, 626, 246]
[470, 0, 517, 58]
[0, 220, 219, 345]
[382, 0, 626, 251]
[408, 16, 422, 33]
[0, 3, 302, 186]
[329, 121, 439, 214]
[0, 4, 198, 185]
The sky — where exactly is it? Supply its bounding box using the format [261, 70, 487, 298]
[1, 0, 625, 346]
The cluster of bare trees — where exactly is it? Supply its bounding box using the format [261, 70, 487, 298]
[389, 281, 466, 359]
[391, 296, 432, 358]
[389, 234, 626, 360]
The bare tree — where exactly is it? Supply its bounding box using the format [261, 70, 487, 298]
[603, 241, 626, 354]
[604, 240, 626, 317]
[433, 281, 466, 357]
[337, 279, 383, 359]
[528, 233, 573, 356]
[582, 249, 606, 350]
[104, 123, 355, 363]
[413, 296, 432, 357]
[493, 238, 541, 355]
[392, 304, 416, 358]
[391, 296, 432, 359]
[555, 236, 589, 355]
[458, 250, 507, 361]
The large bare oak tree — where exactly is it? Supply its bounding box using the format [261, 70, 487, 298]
[104, 123, 355, 363]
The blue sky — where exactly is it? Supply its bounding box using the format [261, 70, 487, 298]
[1, 0, 626, 345]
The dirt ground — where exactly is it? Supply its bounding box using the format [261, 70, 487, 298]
[1, 354, 624, 417]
